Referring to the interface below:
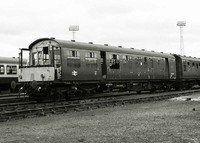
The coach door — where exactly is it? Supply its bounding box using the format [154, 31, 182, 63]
[53, 47, 61, 80]
[148, 57, 154, 79]
[100, 51, 107, 80]
[165, 58, 170, 78]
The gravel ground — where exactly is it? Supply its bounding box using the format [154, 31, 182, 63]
[1, 93, 200, 143]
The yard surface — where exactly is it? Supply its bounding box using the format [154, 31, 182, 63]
[1, 93, 200, 143]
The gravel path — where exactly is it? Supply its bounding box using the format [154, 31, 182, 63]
[1, 93, 200, 143]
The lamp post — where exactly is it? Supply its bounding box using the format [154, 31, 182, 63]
[177, 21, 186, 56]
[69, 25, 79, 40]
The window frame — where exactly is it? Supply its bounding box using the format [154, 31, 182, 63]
[6, 65, 17, 75]
[109, 54, 120, 69]
[0, 65, 5, 74]
[67, 50, 80, 59]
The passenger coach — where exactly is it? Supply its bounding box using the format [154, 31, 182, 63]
[174, 55, 200, 89]
[0, 57, 21, 91]
[19, 38, 177, 100]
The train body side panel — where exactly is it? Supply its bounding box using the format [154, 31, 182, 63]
[182, 58, 200, 79]
[174, 55, 200, 80]
[61, 48, 102, 81]
[18, 67, 55, 82]
[0, 63, 22, 90]
[106, 52, 176, 81]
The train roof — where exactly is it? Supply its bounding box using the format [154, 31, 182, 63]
[29, 38, 175, 58]
[0, 57, 20, 64]
[180, 56, 200, 62]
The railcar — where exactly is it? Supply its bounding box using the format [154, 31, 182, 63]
[18, 38, 179, 101]
[0, 57, 22, 92]
[174, 55, 200, 89]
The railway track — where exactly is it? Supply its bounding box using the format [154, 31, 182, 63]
[0, 93, 28, 104]
[0, 89, 200, 122]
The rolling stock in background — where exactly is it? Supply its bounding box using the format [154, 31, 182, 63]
[18, 38, 200, 101]
[0, 57, 25, 92]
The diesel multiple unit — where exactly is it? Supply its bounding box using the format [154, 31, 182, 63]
[18, 38, 200, 101]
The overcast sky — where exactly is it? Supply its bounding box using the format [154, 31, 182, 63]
[1, 0, 200, 58]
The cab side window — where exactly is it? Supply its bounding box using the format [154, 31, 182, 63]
[32, 53, 38, 66]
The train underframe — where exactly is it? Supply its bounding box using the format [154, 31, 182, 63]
[18, 79, 196, 102]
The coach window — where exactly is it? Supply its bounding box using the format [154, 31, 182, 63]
[0, 65, 4, 74]
[67, 50, 81, 68]
[144, 57, 147, 63]
[187, 62, 190, 67]
[158, 58, 162, 64]
[85, 52, 97, 68]
[183, 65, 187, 71]
[85, 52, 97, 59]
[110, 54, 120, 69]
[6, 65, 17, 74]
[122, 55, 129, 63]
[67, 50, 80, 58]
[137, 57, 143, 66]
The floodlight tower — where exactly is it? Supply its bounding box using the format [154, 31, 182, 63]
[69, 25, 79, 40]
[177, 21, 186, 56]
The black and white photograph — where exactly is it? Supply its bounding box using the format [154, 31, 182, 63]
[0, 0, 200, 142]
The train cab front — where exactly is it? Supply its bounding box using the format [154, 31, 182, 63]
[18, 38, 61, 100]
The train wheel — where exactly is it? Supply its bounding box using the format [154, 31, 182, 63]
[82, 90, 91, 99]
[10, 81, 17, 92]
[64, 91, 71, 100]
[164, 85, 171, 92]
[150, 88, 156, 93]
[96, 85, 104, 93]
[36, 99, 42, 102]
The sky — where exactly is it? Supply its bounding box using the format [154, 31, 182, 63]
[1, 0, 200, 58]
